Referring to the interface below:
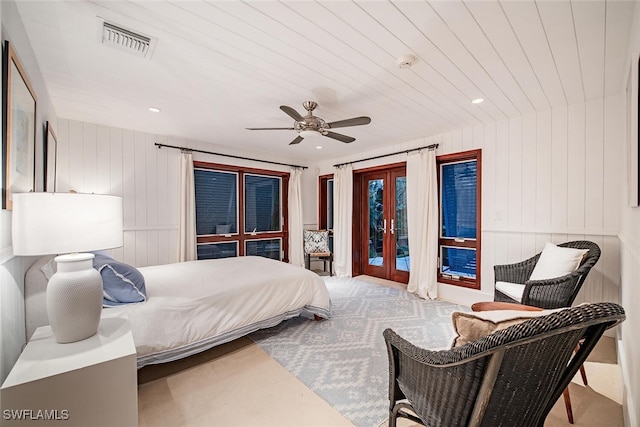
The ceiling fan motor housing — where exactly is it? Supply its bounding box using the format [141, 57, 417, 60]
[294, 115, 327, 134]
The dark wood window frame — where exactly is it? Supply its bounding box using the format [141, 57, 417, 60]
[194, 161, 290, 262]
[436, 149, 482, 290]
[318, 174, 334, 230]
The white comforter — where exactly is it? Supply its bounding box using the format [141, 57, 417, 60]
[101, 256, 331, 367]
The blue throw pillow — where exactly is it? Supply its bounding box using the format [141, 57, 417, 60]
[92, 254, 147, 307]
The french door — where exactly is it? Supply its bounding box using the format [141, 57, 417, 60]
[360, 166, 409, 283]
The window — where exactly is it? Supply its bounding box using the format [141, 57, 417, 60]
[194, 162, 289, 261]
[437, 149, 481, 289]
[244, 174, 281, 233]
[195, 170, 238, 235]
[318, 175, 334, 252]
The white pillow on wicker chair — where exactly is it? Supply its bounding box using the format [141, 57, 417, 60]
[530, 242, 588, 280]
[304, 230, 330, 254]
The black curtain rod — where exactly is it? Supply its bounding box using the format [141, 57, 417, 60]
[333, 143, 439, 168]
[155, 143, 308, 169]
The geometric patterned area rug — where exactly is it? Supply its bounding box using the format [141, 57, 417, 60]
[249, 276, 468, 427]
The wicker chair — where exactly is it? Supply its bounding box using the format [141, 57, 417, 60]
[383, 302, 625, 427]
[494, 241, 600, 309]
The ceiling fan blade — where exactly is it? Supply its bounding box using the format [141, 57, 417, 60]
[327, 116, 371, 129]
[324, 131, 355, 143]
[246, 127, 294, 130]
[289, 136, 304, 145]
[280, 105, 304, 121]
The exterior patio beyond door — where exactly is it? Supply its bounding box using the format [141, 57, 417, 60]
[361, 166, 409, 283]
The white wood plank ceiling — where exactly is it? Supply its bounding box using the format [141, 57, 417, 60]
[15, 0, 636, 162]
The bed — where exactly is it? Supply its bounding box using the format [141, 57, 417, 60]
[25, 255, 331, 368]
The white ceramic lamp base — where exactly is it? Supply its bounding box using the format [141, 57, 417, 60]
[47, 253, 103, 343]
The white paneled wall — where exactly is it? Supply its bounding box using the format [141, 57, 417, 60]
[437, 96, 622, 306]
[56, 119, 295, 267]
[56, 120, 181, 267]
[619, 4, 640, 427]
[59, 87, 624, 305]
[310, 95, 623, 308]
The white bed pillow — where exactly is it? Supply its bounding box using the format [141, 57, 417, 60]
[529, 242, 588, 280]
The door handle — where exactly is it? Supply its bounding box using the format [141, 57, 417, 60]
[383, 219, 387, 234]
[390, 219, 395, 234]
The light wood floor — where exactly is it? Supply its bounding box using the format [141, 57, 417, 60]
[137, 275, 623, 427]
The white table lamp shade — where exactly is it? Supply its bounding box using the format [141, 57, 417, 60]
[12, 192, 123, 343]
[12, 193, 123, 255]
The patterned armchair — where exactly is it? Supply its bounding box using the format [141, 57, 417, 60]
[303, 230, 333, 276]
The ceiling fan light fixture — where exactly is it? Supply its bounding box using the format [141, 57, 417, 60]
[299, 129, 321, 139]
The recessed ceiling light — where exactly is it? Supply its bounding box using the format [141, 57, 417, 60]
[149, 107, 161, 113]
[471, 98, 484, 104]
[315, 146, 323, 150]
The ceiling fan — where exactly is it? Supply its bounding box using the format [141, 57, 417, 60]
[246, 101, 371, 145]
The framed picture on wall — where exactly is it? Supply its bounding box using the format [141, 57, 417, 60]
[626, 56, 640, 207]
[637, 55, 640, 206]
[44, 121, 57, 192]
[628, 56, 640, 207]
[2, 41, 37, 210]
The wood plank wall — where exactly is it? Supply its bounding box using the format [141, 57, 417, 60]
[58, 93, 623, 307]
[432, 96, 623, 306]
[56, 120, 181, 267]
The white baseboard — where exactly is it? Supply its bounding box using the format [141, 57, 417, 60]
[437, 282, 493, 307]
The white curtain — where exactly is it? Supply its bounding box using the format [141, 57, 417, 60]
[178, 151, 197, 262]
[406, 150, 438, 299]
[288, 168, 304, 267]
[333, 164, 353, 277]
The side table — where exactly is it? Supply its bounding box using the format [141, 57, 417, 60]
[1, 316, 137, 426]
[471, 301, 542, 312]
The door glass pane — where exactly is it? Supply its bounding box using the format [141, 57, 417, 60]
[395, 176, 409, 272]
[245, 239, 281, 260]
[327, 179, 334, 230]
[440, 160, 477, 239]
[197, 242, 238, 260]
[194, 170, 238, 235]
[244, 175, 281, 233]
[440, 246, 476, 279]
[368, 179, 384, 266]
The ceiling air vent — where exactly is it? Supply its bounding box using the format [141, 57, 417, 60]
[97, 18, 157, 59]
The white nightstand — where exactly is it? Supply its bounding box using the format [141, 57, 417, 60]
[1, 316, 138, 426]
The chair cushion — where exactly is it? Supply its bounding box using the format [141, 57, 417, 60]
[495, 281, 525, 302]
[529, 242, 588, 280]
[451, 308, 561, 347]
[304, 230, 330, 254]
